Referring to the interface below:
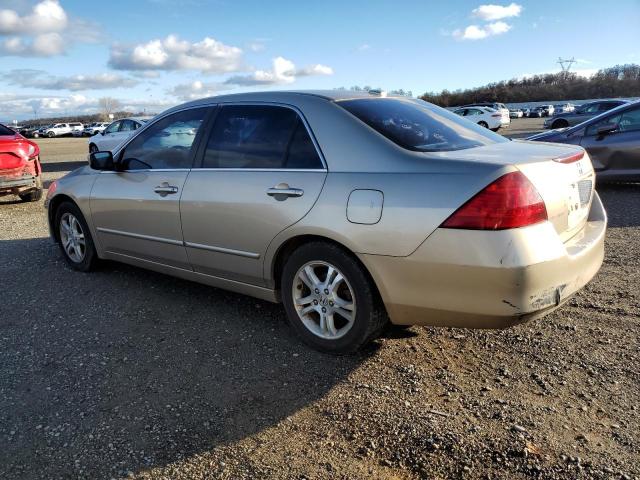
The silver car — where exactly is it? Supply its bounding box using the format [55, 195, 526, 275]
[46, 91, 606, 353]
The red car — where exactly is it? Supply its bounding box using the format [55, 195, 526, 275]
[0, 123, 43, 202]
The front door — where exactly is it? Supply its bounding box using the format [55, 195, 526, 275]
[90, 107, 211, 269]
[580, 104, 640, 172]
[180, 104, 327, 285]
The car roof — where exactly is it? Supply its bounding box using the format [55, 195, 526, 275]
[175, 90, 405, 109]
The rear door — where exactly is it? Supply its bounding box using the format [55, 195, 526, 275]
[580, 104, 640, 173]
[90, 107, 210, 269]
[180, 104, 327, 286]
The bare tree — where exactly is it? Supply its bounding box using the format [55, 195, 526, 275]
[98, 97, 121, 121]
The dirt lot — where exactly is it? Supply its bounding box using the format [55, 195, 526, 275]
[1, 129, 638, 480]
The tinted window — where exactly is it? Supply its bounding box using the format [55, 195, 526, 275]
[338, 98, 507, 152]
[203, 105, 300, 169]
[119, 120, 136, 132]
[120, 107, 208, 170]
[285, 121, 323, 169]
[0, 124, 14, 136]
[587, 105, 640, 135]
[104, 122, 120, 134]
[619, 106, 640, 132]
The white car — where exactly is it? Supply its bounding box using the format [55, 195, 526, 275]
[76, 122, 110, 137]
[40, 123, 75, 138]
[509, 109, 524, 118]
[453, 106, 503, 131]
[88, 117, 152, 153]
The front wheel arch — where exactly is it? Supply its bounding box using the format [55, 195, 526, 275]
[48, 194, 78, 243]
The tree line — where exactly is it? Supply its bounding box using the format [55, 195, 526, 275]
[419, 64, 640, 107]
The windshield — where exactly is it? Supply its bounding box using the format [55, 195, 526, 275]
[337, 98, 507, 152]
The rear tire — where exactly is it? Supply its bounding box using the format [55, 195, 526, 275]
[47, 131, 55, 138]
[54, 201, 99, 272]
[281, 241, 388, 354]
[19, 177, 43, 202]
[478, 121, 489, 128]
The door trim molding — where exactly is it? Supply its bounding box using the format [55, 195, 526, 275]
[97, 227, 261, 259]
[96, 227, 183, 246]
[185, 241, 260, 259]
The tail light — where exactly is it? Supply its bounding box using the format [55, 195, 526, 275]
[553, 150, 584, 164]
[441, 171, 547, 230]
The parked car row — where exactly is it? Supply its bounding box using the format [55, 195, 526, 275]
[16, 121, 136, 139]
[543, 100, 629, 129]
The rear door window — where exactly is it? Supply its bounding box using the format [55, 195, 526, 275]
[202, 105, 323, 169]
[338, 98, 507, 152]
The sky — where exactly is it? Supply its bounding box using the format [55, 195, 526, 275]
[1, 0, 639, 121]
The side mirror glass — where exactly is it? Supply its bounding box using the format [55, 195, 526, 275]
[89, 151, 114, 171]
[596, 123, 618, 136]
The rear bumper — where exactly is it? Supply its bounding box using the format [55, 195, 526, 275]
[360, 192, 607, 328]
[0, 175, 38, 194]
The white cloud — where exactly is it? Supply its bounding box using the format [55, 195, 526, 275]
[297, 64, 334, 76]
[357, 43, 371, 51]
[109, 35, 244, 73]
[472, 3, 522, 21]
[0, 0, 67, 34]
[168, 80, 228, 100]
[0, 0, 101, 56]
[0, 32, 64, 56]
[2, 69, 140, 90]
[453, 21, 511, 40]
[225, 56, 333, 86]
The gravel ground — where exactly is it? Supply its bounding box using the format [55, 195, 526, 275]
[1, 134, 638, 479]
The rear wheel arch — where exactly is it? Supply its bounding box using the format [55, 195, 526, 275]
[271, 235, 383, 302]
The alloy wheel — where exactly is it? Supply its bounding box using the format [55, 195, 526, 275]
[292, 261, 357, 339]
[59, 213, 86, 263]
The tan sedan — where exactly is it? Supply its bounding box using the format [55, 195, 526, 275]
[45, 91, 606, 353]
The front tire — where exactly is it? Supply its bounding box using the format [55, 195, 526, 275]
[55, 201, 99, 272]
[551, 119, 569, 129]
[281, 242, 388, 354]
[47, 131, 55, 138]
[89, 143, 98, 153]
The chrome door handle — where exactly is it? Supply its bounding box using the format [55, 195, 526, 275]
[267, 183, 304, 199]
[154, 183, 179, 196]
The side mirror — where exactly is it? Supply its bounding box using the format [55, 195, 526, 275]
[596, 123, 618, 136]
[89, 151, 114, 171]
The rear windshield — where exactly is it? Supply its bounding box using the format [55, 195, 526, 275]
[0, 124, 15, 136]
[337, 98, 507, 152]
